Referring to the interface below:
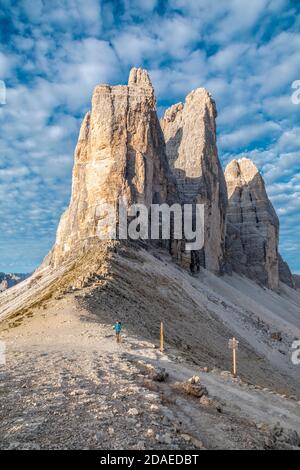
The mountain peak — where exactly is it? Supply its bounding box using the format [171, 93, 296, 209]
[128, 67, 153, 88]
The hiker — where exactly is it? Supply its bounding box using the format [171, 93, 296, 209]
[113, 321, 122, 343]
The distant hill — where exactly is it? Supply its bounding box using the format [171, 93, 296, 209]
[0, 273, 30, 292]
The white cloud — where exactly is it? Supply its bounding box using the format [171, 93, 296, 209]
[220, 121, 281, 150]
[0, 0, 299, 272]
[0, 52, 16, 78]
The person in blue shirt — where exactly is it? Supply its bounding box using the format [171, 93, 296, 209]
[113, 321, 122, 343]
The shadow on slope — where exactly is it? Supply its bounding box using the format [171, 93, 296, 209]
[1, 240, 299, 397]
[79, 243, 300, 397]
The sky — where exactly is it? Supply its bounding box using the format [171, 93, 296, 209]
[0, 0, 299, 274]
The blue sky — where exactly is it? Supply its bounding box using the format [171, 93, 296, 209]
[0, 0, 299, 274]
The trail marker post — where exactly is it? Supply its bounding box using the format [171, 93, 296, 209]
[228, 337, 239, 377]
[160, 321, 164, 352]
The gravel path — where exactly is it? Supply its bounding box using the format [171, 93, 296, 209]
[0, 296, 299, 450]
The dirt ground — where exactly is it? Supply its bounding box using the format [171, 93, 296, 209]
[0, 295, 299, 450]
[0, 244, 300, 449]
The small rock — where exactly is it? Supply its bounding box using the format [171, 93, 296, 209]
[189, 375, 200, 384]
[190, 436, 205, 449]
[270, 332, 282, 341]
[175, 380, 208, 398]
[161, 415, 169, 425]
[94, 431, 105, 441]
[162, 433, 172, 445]
[146, 429, 155, 438]
[131, 441, 145, 450]
[220, 370, 231, 378]
[150, 404, 160, 413]
[199, 395, 211, 406]
[127, 408, 140, 417]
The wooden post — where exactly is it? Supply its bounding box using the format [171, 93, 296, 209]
[160, 321, 164, 352]
[233, 341, 237, 377]
[228, 337, 239, 378]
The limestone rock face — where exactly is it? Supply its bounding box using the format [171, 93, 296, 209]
[160, 89, 227, 273]
[43, 67, 292, 286]
[278, 255, 295, 288]
[46, 68, 177, 267]
[224, 158, 279, 290]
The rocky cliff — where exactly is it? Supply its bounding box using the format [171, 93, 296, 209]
[41, 67, 294, 290]
[45, 68, 178, 267]
[278, 255, 295, 288]
[160, 89, 227, 274]
[44, 68, 227, 275]
[224, 158, 280, 290]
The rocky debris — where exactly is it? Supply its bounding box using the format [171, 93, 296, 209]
[0, 348, 194, 451]
[279, 255, 295, 288]
[149, 367, 169, 382]
[149, 404, 160, 413]
[199, 395, 212, 406]
[180, 434, 205, 449]
[146, 428, 155, 438]
[127, 408, 141, 417]
[156, 432, 173, 445]
[1, 301, 300, 451]
[189, 375, 201, 384]
[220, 370, 233, 378]
[161, 88, 227, 274]
[270, 331, 282, 342]
[224, 158, 279, 290]
[175, 376, 208, 399]
[264, 424, 300, 449]
[129, 359, 169, 382]
[8, 441, 41, 450]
